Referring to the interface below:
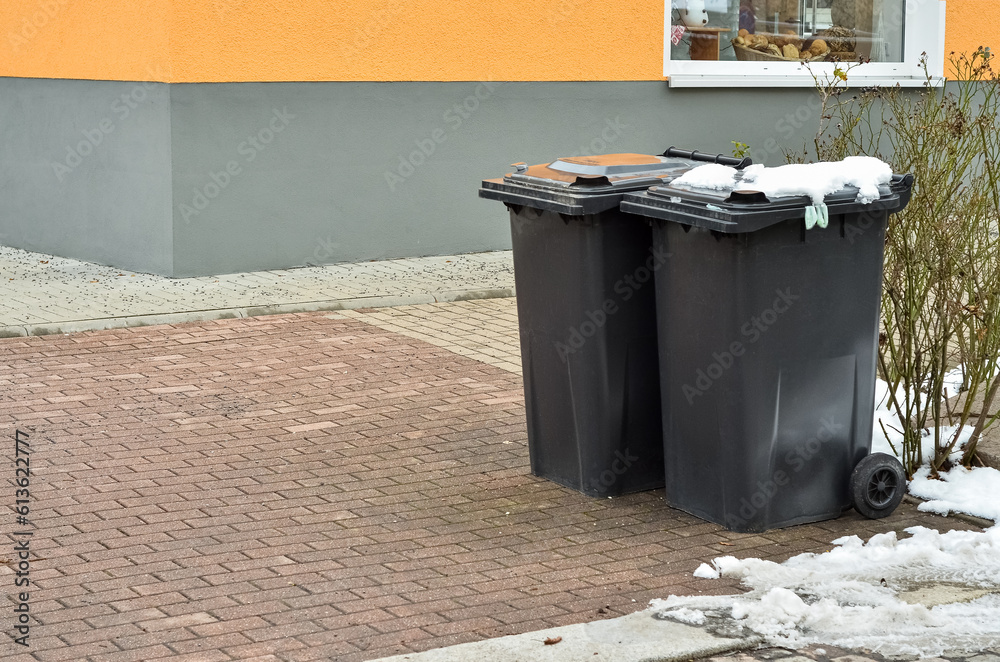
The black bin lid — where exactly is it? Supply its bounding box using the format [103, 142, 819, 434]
[479, 153, 699, 216]
[620, 172, 914, 233]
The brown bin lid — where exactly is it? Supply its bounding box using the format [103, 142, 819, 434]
[508, 153, 693, 190]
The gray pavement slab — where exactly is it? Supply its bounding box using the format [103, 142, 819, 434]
[370, 610, 760, 662]
[0, 244, 515, 336]
[979, 433, 1000, 470]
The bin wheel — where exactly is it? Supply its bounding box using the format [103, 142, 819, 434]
[850, 453, 906, 519]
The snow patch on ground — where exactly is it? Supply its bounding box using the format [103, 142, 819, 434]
[693, 563, 719, 579]
[659, 374, 1000, 656]
[942, 365, 967, 399]
[871, 373, 973, 462]
[869, 376, 1000, 525]
[666, 607, 707, 625]
[910, 465, 1000, 523]
[672, 157, 893, 205]
[653, 527, 1000, 657]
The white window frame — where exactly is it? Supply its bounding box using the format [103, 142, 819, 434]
[664, 0, 947, 87]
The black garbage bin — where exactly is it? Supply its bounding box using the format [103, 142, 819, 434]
[479, 149, 750, 496]
[620, 169, 913, 530]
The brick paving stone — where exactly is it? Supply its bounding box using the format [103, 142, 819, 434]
[223, 642, 307, 660]
[0, 307, 985, 662]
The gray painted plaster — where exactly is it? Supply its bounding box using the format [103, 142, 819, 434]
[0, 77, 173, 274]
[1, 78, 825, 276]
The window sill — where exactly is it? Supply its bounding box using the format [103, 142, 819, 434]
[666, 73, 946, 88]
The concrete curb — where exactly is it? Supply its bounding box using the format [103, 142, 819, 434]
[0, 288, 515, 338]
[369, 610, 761, 662]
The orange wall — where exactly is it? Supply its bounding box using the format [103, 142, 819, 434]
[0, 0, 993, 83]
[1, 1, 170, 81]
[3, 0, 663, 82]
[945, 1, 1000, 63]
[168, 1, 664, 82]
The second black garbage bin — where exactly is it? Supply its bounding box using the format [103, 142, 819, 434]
[621, 170, 913, 531]
[480, 150, 750, 496]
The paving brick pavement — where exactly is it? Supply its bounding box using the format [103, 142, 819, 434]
[0, 309, 981, 662]
[339, 299, 521, 374]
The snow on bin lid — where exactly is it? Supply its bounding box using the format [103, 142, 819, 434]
[671, 156, 894, 205]
[619, 157, 912, 234]
[507, 153, 692, 191]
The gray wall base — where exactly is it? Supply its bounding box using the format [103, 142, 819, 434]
[0, 78, 822, 277]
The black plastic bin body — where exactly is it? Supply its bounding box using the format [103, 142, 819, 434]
[479, 152, 724, 496]
[620, 174, 913, 531]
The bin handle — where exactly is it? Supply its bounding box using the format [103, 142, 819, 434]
[663, 146, 752, 170]
[890, 173, 914, 211]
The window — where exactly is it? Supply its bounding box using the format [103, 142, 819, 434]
[664, 0, 946, 87]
